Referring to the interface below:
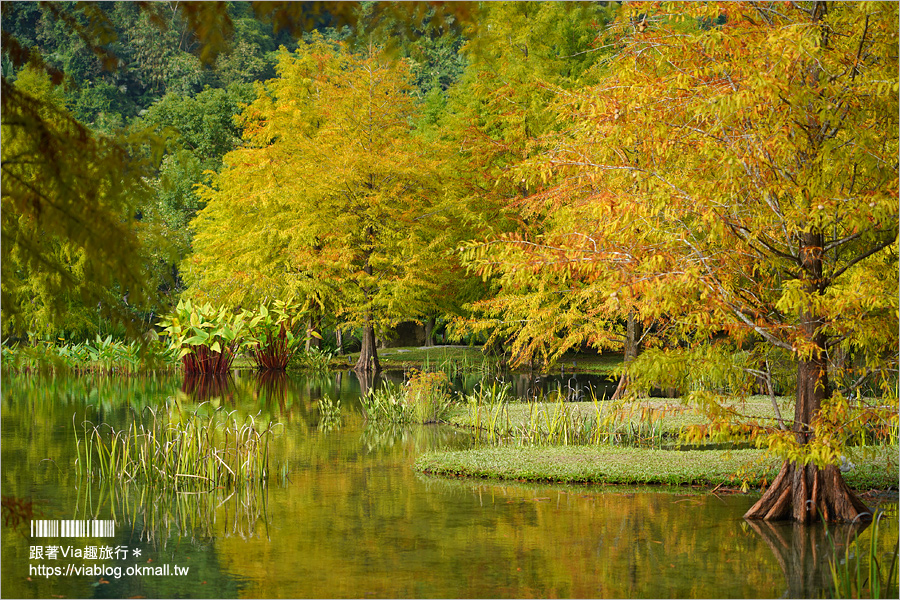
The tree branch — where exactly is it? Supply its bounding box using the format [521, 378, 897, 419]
[826, 235, 896, 285]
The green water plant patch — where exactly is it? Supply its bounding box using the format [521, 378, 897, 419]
[295, 346, 336, 372]
[360, 370, 452, 424]
[414, 445, 899, 490]
[1, 336, 178, 374]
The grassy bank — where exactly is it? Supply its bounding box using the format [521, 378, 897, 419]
[373, 345, 498, 372]
[233, 344, 623, 374]
[414, 444, 900, 491]
[427, 390, 897, 491]
[347, 345, 624, 374]
[444, 395, 796, 440]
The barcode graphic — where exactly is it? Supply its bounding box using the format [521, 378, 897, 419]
[30, 520, 115, 538]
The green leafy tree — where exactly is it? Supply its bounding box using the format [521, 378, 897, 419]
[135, 85, 254, 294]
[1, 1, 478, 339]
[1, 66, 161, 337]
[348, 1, 468, 98]
[444, 1, 616, 358]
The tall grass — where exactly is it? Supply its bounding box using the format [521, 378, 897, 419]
[360, 370, 452, 424]
[360, 384, 410, 424]
[828, 513, 900, 599]
[466, 380, 512, 445]
[73, 402, 281, 490]
[458, 388, 679, 448]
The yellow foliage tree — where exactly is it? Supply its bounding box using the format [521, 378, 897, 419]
[187, 37, 449, 371]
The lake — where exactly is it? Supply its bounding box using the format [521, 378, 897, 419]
[2, 370, 896, 598]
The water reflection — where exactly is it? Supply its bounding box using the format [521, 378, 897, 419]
[1, 371, 896, 599]
[182, 373, 234, 403]
[74, 481, 272, 546]
[254, 370, 289, 410]
[747, 519, 868, 599]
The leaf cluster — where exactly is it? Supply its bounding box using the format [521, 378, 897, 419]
[2, 67, 168, 337]
[157, 298, 251, 373]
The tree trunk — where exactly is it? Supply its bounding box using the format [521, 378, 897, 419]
[745, 231, 870, 523]
[354, 317, 380, 373]
[354, 253, 380, 372]
[335, 328, 343, 354]
[305, 315, 321, 352]
[611, 312, 642, 400]
[424, 316, 436, 347]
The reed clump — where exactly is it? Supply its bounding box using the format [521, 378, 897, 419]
[457, 386, 684, 448]
[360, 370, 452, 424]
[828, 512, 899, 599]
[73, 402, 281, 490]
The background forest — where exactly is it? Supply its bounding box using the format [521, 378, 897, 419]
[2, 1, 897, 392]
[1, 1, 615, 353]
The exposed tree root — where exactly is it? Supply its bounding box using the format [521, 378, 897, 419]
[744, 460, 872, 523]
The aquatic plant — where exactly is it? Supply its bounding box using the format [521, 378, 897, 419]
[317, 395, 342, 432]
[245, 300, 305, 370]
[158, 299, 251, 374]
[73, 402, 281, 490]
[465, 380, 512, 445]
[828, 513, 899, 599]
[360, 370, 452, 425]
[359, 384, 409, 424]
[456, 386, 680, 449]
[404, 370, 452, 423]
[1, 336, 179, 375]
[296, 347, 336, 372]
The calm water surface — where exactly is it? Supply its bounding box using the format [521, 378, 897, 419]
[1, 371, 896, 598]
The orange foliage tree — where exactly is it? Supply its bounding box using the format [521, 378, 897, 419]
[467, 1, 898, 522]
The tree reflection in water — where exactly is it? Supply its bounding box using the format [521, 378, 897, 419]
[747, 518, 869, 598]
[181, 373, 234, 404]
